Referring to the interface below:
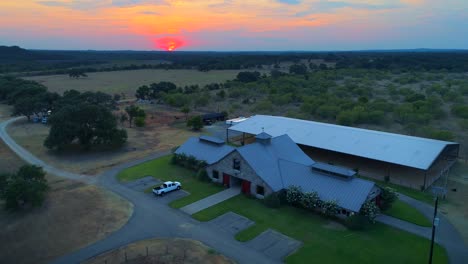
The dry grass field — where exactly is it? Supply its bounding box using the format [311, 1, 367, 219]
[84, 238, 233, 264]
[0, 175, 132, 264]
[0, 104, 13, 122]
[0, 135, 133, 264]
[24, 69, 252, 96]
[6, 108, 201, 175]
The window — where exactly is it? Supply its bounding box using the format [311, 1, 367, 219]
[212, 170, 219, 179]
[256, 185, 265, 196]
[233, 159, 240, 170]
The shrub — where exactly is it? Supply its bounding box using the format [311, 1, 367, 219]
[321, 200, 339, 217]
[134, 116, 145, 127]
[300, 191, 320, 210]
[380, 186, 398, 210]
[286, 185, 303, 206]
[196, 169, 211, 182]
[360, 200, 380, 223]
[264, 192, 281, 208]
[384, 175, 390, 183]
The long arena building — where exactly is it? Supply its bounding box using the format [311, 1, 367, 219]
[227, 115, 459, 190]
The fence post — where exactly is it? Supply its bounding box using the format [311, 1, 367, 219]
[146, 246, 149, 257]
[125, 251, 128, 262]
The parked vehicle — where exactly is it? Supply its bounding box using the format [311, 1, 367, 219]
[152, 181, 182, 196]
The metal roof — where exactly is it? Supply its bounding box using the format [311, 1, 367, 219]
[237, 134, 314, 191]
[279, 160, 375, 212]
[175, 137, 235, 165]
[229, 115, 458, 170]
[199, 135, 225, 144]
[235, 134, 374, 212]
[311, 162, 356, 178]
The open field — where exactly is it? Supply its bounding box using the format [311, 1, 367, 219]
[118, 155, 224, 208]
[0, 104, 13, 122]
[193, 195, 448, 264]
[6, 108, 201, 175]
[0, 174, 133, 264]
[24, 69, 253, 96]
[0, 138, 25, 174]
[84, 238, 233, 264]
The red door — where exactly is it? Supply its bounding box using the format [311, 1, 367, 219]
[241, 180, 251, 194]
[223, 173, 230, 187]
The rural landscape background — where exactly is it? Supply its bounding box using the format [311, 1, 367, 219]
[1, 45, 467, 263]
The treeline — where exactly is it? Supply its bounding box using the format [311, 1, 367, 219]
[0, 76, 127, 150]
[3, 45, 468, 75]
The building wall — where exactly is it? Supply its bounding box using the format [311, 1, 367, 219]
[300, 146, 430, 190]
[206, 151, 273, 198]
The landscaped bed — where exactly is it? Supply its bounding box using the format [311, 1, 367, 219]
[384, 199, 432, 227]
[117, 155, 224, 208]
[193, 195, 448, 264]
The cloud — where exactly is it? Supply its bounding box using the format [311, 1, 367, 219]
[37, 0, 167, 10]
[140, 11, 160, 15]
[295, 1, 402, 17]
[277, 0, 301, 4]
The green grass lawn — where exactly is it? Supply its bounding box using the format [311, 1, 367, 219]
[193, 195, 448, 264]
[117, 155, 224, 208]
[359, 176, 435, 205]
[384, 200, 432, 227]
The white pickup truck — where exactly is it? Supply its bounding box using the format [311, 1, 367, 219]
[152, 181, 182, 196]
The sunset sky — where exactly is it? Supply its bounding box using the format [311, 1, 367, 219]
[1, 0, 467, 51]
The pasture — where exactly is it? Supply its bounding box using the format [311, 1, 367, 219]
[24, 69, 252, 96]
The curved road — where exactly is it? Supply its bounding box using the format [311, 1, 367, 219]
[1, 117, 467, 263]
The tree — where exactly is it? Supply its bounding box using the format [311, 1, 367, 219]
[68, 69, 87, 78]
[125, 105, 146, 127]
[379, 187, 398, 211]
[181, 106, 191, 120]
[135, 116, 146, 127]
[1, 165, 49, 211]
[44, 103, 127, 150]
[236, 71, 261, 83]
[289, 64, 308, 75]
[187, 115, 204, 131]
[135, 85, 150, 100]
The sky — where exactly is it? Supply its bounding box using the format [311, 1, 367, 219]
[0, 0, 467, 51]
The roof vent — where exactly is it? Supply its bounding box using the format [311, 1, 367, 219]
[199, 135, 225, 145]
[311, 162, 356, 180]
[256, 132, 272, 144]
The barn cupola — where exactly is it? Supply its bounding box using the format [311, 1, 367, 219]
[256, 130, 272, 145]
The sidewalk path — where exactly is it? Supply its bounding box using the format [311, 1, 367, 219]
[180, 186, 241, 215]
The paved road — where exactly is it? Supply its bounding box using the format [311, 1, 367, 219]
[0, 118, 278, 264]
[0, 117, 96, 185]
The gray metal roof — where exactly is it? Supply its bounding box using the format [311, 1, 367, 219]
[237, 134, 314, 191]
[199, 135, 225, 144]
[279, 160, 375, 212]
[175, 137, 235, 165]
[312, 162, 356, 178]
[229, 115, 458, 170]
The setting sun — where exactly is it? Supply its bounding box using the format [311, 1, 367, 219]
[155, 37, 184, 51]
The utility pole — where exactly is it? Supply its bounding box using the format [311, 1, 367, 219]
[428, 196, 439, 264]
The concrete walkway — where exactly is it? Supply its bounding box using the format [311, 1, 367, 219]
[180, 186, 241, 215]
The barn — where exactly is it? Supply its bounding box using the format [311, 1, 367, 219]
[227, 115, 459, 190]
